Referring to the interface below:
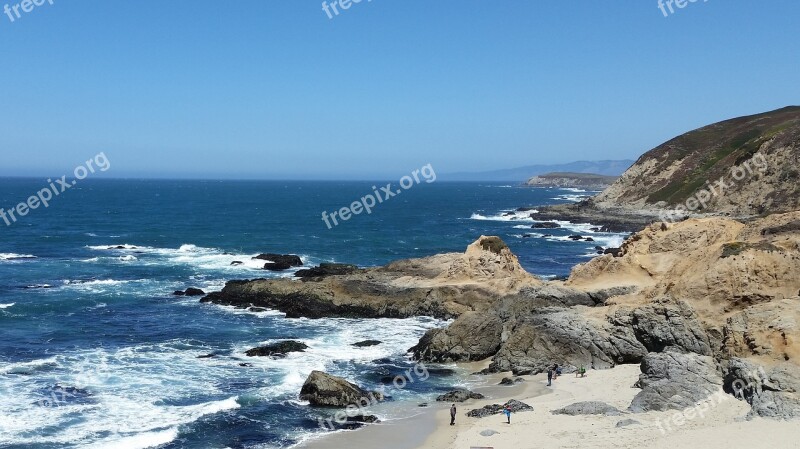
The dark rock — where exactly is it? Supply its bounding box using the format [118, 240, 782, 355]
[263, 262, 293, 271]
[239, 363, 253, 367]
[436, 389, 485, 402]
[299, 371, 384, 407]
[173, 290, 186, 296]
[594, 246, 604, 251]
[184, 288, 206, 297]
[604, 248, 623, 257]
[531, 222, 561, 229]
[295, 263, 360, 278]
[584, 237, 595, 242]
[611, 298, 712, 355]
[568, 235, 584, 241]
[499, 377, 525, 386]
[418, 402, 428, 407]
[248, 307, 268, 312]
[467, 399, 532, 418]
[230, 261, 244, 266]
[246, 341, 308, 357]
[197, 354, 216, 359]
[551, 401, 623, 416]
[252, 254, 303, 267]
[410, 312, 503, 363]
[629, 351, 723, 413]
[722, 358, 800, 419]
[488, 309, 647, 375]
[352, 340, 382, 347]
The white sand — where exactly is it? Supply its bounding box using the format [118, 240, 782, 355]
[418, 364, 800, 449]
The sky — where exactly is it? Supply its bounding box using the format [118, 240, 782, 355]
[0, 0, 798, 180]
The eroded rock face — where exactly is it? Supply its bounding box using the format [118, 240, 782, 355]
[488, 309, 647, 375]
[410, 312, 503, 363]
[611, 298, 713, 356]
[723, 358, 800, 420]
[629, 351, 723, 413]
[299, 371, 383, 407]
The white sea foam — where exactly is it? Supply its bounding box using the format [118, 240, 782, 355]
[0, 253, 37, 261]
[469, 210, 537, 222]
[0, 303, 15, 309]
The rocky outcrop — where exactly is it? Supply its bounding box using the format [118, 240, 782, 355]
[299, 371, 384, 407]
[295, 263, 359, 278]
[253, 254, 303, 266]
[466, 399, 533, 418]
[202, 236, 541, 320]
[525, 172, 618, 189]
[435, 389, 485, 402]
[611, 298, 713, 356]
[629, 352, 723, 413]
[246, 341, 308, 357]
[174, 288, 206, 297]
[722, 358, 800, 420]
[487, 309, 647, 375]
[410, 312, 503, 363]
[551, 401, 623, 416]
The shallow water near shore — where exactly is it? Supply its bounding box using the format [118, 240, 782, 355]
[0, 179, 624, 448]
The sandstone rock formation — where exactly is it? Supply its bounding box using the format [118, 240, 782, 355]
[551, 401, 623, 416]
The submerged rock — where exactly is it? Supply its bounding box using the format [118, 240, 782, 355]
[246, 341, 308, 357]
[352, 340, 382, 347]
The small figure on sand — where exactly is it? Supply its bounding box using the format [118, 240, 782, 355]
[547, 366, 553, 386]
[503, 404, 512, 424]
[450, 403, 457, 426]
[555, 364, 562, 377]
[576, 365, 586, 378]
[553, 364, 560, 380]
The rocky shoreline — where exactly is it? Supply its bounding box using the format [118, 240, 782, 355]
[200, 212, 800, 432]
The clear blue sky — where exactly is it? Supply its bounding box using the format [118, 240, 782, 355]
[0, 0, 797, 179]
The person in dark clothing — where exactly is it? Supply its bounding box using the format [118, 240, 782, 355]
[450, 404, 457, 426]
[547, 367, 553, 386]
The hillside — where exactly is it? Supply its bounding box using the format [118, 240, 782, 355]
[525, 172, 617, 189]
[442, 160, 633, 182]
[594, 106, 800, 216]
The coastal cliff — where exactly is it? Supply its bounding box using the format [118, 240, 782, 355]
[525, 172, 618, 190]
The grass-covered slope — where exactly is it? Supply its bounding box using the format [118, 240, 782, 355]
[595, 106, 800, 216]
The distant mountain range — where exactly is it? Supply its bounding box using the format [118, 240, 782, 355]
[441, 160, 635, 182]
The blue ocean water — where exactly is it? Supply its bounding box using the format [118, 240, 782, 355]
[0, 179, 624, 449]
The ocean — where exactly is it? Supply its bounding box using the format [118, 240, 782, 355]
[0, 179, 625, 449]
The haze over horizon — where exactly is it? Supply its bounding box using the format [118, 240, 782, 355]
[1, 1, 798, 180]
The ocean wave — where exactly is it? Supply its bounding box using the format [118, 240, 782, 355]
[469, 210, 537, 222]
[0, 253, 37, 261]
[0, 302, 16, 309]
[86, 243, 313, 273]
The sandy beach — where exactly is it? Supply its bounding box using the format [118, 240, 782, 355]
[419, 364, 800, 449]
[301, 363, 800, 449]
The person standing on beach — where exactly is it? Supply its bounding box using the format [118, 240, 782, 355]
[547, 367, 553, 386]
[503, 405, 512, 424]
[450, 404, 457, 426]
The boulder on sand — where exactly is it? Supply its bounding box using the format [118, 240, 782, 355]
[436, 389, 485, 402]
[551, 401, 623, 416]
[629, 351, 723, 413]
[300, 371, 384, 407]
[467, 399, 533, 418]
